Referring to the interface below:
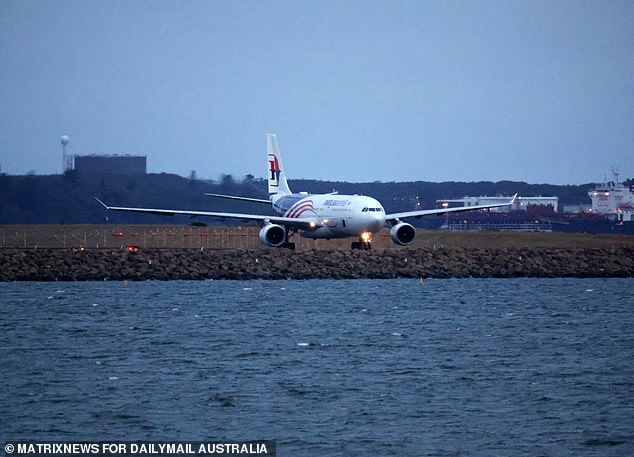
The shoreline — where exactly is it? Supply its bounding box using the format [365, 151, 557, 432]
[1, 247, 632, 281]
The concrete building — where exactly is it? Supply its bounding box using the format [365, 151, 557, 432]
[436, 196, 558, 213]
[73, 155, 147, 176]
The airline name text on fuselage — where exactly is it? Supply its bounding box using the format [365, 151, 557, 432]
[323, 199, 350, 207]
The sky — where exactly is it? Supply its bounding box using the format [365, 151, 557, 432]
[1, 0, 633, 184]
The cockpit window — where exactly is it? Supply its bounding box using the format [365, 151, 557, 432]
[362, 207, 368, 212]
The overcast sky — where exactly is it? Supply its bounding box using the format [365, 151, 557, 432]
[1, 0, 632, 184]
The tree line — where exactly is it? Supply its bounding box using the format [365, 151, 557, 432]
[0, 171, 627, 224]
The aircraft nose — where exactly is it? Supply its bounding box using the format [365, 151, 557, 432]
[370, 210, 386, 230]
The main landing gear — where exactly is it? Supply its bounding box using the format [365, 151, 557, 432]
[283, 231, 296, 250]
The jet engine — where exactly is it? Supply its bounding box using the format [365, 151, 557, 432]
[259, 224, 286, 247]
[390, 222, 416, 246]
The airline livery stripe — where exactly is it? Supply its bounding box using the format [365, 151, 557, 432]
[285, 200, 309, 217]
[287, 203, 312, 219]
[285, 200, 314, 218]
[289, 203, 312, 218]
[290, 207, 314, 219]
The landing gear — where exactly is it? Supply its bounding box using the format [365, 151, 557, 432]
[351, 241, 371, 250]
[351, 232, 373, 250]
[283, 231, 296, 250]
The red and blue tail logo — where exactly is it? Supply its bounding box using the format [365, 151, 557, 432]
[268, 154, 281, 188]
[267, 134, 291, 195]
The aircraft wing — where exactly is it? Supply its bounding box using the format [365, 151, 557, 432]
[386, 194, 517, 221]
[204, 193, 271, 204]
[95, 198, 322, 231]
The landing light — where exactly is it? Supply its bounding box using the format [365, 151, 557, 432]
[309, 221, 317, 228]
[442, 202, 449, 208]
[361, 232, 371, 241]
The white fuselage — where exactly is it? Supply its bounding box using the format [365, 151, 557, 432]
[272, 193, 386, 239]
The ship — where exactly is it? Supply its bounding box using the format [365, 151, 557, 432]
[552, 168, 633, 234]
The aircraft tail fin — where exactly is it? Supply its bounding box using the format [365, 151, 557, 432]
[267, 134, 291, 195]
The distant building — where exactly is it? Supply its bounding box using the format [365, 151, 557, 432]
[73, 155, 147, 176]
[436, 196, 558, 213]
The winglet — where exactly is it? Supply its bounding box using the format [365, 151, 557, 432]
[94, 197, 109, 210]
[510, 193, 518, 205]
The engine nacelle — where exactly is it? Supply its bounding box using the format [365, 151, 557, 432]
[390, 222, 416, 246]
[259, 224, 286, 247]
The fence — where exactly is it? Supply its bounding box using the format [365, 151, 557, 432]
[0, 225, 396, 251]
[447, 222, 552, 232]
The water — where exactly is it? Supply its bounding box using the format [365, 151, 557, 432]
[1, 278, 633, 456]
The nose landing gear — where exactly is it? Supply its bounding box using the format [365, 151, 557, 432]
[351, 232, 372, 250]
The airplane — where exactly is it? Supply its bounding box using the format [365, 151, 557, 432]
[97, 134, 516, 250]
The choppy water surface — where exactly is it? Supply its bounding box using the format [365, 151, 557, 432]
[1, 278, 633, 456]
